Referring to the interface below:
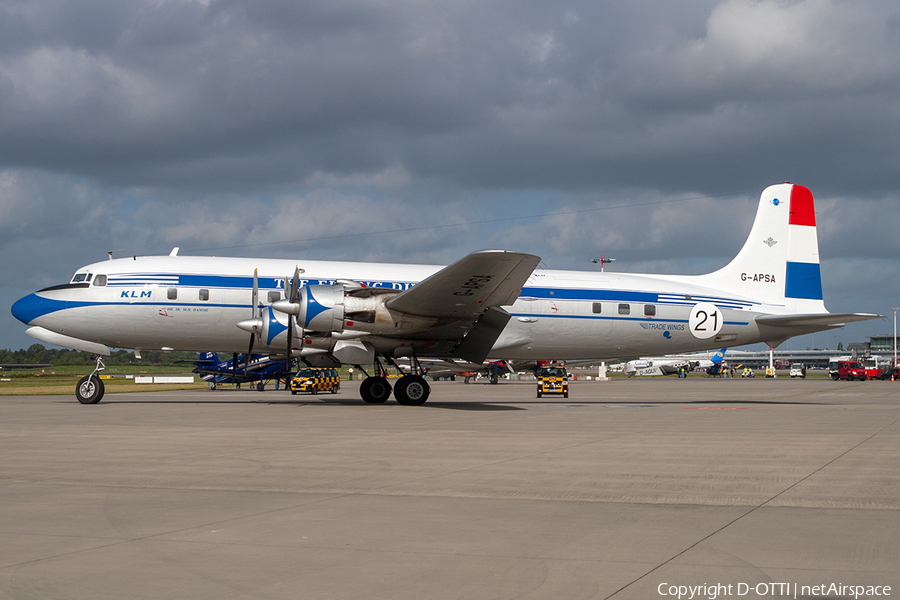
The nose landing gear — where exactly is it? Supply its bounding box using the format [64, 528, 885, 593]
[75, 355, 106, 404]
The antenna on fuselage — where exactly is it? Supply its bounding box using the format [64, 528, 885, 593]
[107, 249, 124, 260]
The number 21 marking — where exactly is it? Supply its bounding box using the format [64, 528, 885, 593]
[689, 302, 723, 339]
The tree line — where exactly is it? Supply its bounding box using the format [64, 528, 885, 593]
[0, 344, 198, 366]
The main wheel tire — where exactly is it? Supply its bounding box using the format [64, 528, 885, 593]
[76, 375, 104, 404]
[360, 376, 391, 404]
[394, 375, 430, 406]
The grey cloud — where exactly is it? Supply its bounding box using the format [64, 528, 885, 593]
[2, 0, 898, 195]
[2, 0, 899, 350]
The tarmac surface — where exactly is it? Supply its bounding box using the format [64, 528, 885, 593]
[1, 377, 898, 600]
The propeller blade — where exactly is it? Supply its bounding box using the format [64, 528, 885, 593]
[252, 269, 260, 315]
[285, 316, 294, 392]
[285, 267, 301, 392]
[289, 266, 300, 303]
[246, 335, 254, 372]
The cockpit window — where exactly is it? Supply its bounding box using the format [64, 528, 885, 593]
[72, 273, 88, 283]
[93, 274, 107, 287]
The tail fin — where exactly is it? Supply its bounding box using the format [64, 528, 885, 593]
[698, 183, 825, 312]
[199, 351, 221, 366]
[710, 349, 727, 364]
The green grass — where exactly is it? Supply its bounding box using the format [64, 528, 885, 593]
[0, 365, 207, 395]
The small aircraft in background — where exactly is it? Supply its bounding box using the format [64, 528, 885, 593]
[185, 352, 292, 390]
[623, 348, 727, 377]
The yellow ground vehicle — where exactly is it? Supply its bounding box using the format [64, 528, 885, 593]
[536, 366, 569, 398]
[291, 368, 341, 395]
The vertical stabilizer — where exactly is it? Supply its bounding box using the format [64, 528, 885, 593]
[699, 183, 825, 312]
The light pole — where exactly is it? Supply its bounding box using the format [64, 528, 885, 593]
[591, 256, 615, 272]
[893, 307, 898, 368]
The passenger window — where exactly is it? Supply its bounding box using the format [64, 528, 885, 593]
[199, 289, 209, 301]
[267, 291, 282, 303]
[93, 274, 107, 287]
[644, 304, 656, 316]
[618, 303, 630, 315]
[167, 288, 178, 300]
[592, 302, 602, 314]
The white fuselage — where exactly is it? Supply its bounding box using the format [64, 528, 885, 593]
[18, 254, 782, 361]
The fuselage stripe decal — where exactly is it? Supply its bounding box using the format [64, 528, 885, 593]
[98, 273, 759, 307]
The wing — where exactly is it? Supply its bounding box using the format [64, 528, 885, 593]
[385, 250, 540, 363]
[386, 250, 540, 318]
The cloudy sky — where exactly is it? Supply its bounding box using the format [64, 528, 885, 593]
[2, 0, 899, 352]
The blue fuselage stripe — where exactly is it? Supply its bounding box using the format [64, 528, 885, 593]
[103, 273, 756, 306]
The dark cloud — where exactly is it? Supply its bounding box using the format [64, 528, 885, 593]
[2, 0, 899, 349]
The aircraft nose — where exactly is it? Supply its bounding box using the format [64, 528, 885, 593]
[11, 293, 61, 325]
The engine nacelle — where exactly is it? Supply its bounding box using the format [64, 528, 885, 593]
[273, 283, 436, 336]
[297, 284, 346, 332]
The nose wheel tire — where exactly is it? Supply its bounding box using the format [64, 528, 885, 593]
[76, 375, 104, 404]
[394, 375, 430, 406]
[360, 376, 392, 404]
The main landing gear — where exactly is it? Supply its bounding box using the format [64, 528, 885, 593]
[358, 356, 431, 406]
[75, 355, 106, 404]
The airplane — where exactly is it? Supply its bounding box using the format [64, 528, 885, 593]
[11, 183, 881, 405]
[622, 348, 727, 377]
[185, 352, 293, 390]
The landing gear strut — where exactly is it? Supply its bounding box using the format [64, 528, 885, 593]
[358, 354, 431, 405]
[75, 355, 106, 404]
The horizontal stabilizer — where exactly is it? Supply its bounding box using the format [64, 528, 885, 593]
[26, 326, 111, 356]
[755, 312, 882, 328]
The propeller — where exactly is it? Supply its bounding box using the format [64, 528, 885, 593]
[284, 266, 300, 390]
[248, 269, 260, 371]
[236, 267, 301, 389]
[235, 269, 260, 372]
